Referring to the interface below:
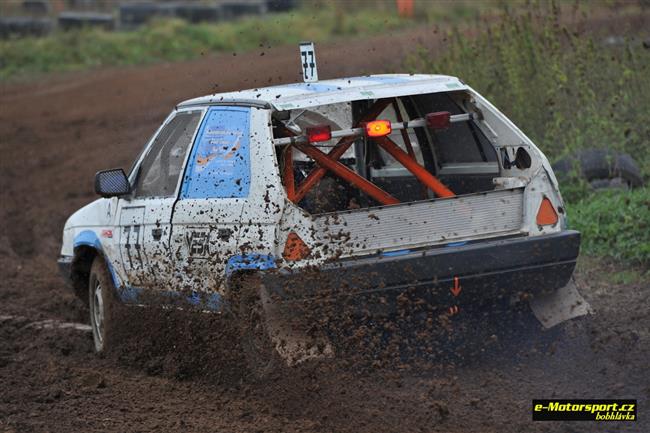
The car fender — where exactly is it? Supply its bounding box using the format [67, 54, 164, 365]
[60, 198, 122, 294]
[61, 197, 114, 256]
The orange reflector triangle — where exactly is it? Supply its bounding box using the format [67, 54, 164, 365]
[536, 197, 558, 226]
[283, 232, 311, 261]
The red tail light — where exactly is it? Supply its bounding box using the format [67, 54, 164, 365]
[426, 111, 451, 130]
[283, 232, 311, 261]
[536, 197, 558, 226]
[365, 120, 392, 137]
[306, 125, 332, 143]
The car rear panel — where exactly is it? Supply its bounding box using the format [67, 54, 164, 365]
[312, 188, 525, 257]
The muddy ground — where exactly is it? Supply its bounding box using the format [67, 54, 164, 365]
[1, 14, 649, 433]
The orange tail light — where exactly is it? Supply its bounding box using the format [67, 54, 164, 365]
[365, 120, 392, 137]
[536, 197, 558, 226]
[282, 232, 311, 261]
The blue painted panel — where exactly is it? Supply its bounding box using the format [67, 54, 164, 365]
[381, 249, 411, 257]
[117, 286, 142, 303]
[181, 107, 251, 199]
[273, 82, 342, 93]
[105, 260, 121, 290]
[187, 291, 201, 306]
[118, 285, 224, 312]
[226, 254, 276, 276]
[73, 230, 102, 250]
[205, 293, 223, 311]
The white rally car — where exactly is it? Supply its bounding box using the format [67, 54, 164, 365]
[59, 73, 590, 372]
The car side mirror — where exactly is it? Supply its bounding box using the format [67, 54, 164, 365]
[95, 168, 131, 198]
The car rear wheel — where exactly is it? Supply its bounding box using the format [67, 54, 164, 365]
[89, 256, 117, 354]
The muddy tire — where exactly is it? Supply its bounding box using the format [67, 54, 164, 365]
[236, 275, 282, 379]
[88, 256, 119, 354]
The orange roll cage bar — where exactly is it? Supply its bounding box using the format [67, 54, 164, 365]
[281, 98, 455, 206]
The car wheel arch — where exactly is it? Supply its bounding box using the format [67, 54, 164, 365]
[70, 245, 118, 303]
[70, 245, 100, 303]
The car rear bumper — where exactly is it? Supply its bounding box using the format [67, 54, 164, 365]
[261, 230, 581, 311]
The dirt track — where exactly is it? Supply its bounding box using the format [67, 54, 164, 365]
[1, 16, 649, 433]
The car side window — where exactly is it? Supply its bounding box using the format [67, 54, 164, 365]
[133, 111, 202, 198]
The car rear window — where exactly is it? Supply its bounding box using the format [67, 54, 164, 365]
[412, 92, 497, 164]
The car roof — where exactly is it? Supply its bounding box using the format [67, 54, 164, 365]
[177, 74, 467, 111]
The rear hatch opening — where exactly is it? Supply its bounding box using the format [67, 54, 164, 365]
[272, 90, 533, 257]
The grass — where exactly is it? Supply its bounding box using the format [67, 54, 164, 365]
[0, 5, 410, 80]
[406, 1, 650, 265]
[569, 188, 649, 265]
[576, 255, 649, 286]
[0, 0, 497, 81]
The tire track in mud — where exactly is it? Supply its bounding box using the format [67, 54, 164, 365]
[0, 314, 91, 332]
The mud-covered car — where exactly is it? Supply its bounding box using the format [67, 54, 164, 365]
[58, 74, 590, 373]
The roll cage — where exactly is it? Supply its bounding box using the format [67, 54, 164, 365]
[273, 96, 489, 209]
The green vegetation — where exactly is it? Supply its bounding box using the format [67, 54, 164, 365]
[407, 2, 650, 264]
[570, 188, 649, 265]
[576, 255, 649, 285]
[0, 0, 499, 80]
[0, 7, 408, 80]
[407, 3, 650, 175]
